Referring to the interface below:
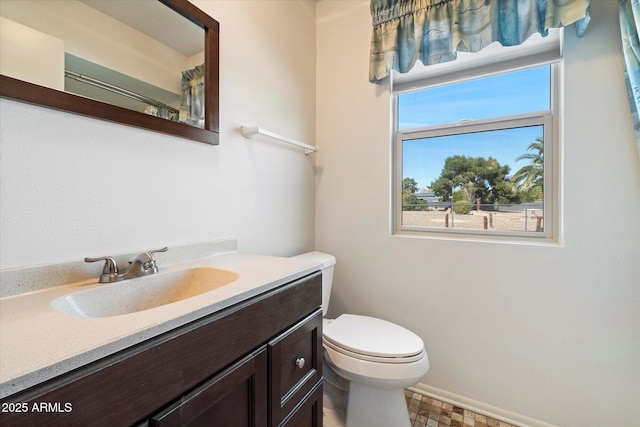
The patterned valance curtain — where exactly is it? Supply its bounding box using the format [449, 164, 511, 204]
[619, 0, 640, 154]
[369, 0, 592, 83]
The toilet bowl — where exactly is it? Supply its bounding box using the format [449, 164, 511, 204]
[292, 252, 430, 427]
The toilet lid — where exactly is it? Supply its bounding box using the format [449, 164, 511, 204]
[323, 314, 424, 360]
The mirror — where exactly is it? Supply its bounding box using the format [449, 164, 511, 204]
[0, 0, 219, 144]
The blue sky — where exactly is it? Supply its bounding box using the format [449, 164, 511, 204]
[398, 66, 549, 190]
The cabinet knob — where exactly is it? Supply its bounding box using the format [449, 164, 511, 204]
[294, 357, 305, 369]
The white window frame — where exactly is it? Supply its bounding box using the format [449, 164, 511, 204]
[392, 62, 561, 244]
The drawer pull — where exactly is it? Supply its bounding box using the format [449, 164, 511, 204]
[294, 357, 305, 369]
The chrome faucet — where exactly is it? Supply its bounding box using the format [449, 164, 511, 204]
[85, 247, 168, 283]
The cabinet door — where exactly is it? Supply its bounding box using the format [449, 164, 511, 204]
[268, 309, 322, 426]
[279, 383, 322, 427]
[151, 347, 268, 427]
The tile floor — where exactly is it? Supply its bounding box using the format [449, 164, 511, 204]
[405, 390, 518, 427]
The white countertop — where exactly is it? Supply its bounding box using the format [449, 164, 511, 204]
[0, 251, 320, 399]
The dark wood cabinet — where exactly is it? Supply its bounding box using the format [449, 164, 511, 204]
[0, 272, 323, 427]
[279, 383, 322, 427]
[268, 310, 322, 426]
[150, 347, 268, 427]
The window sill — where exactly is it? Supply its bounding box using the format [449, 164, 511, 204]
[391, 228, 562, 247]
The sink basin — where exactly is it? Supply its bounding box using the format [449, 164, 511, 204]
[51, 267, 240, 318]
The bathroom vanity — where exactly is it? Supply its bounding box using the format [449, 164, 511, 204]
[0, 243, 323, 426]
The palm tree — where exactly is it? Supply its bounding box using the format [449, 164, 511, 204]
[512, 137, 544, 193]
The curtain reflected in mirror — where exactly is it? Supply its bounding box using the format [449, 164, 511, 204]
[181, 63, 205, 128]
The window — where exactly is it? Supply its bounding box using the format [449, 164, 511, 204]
[393, 60, 560, 243]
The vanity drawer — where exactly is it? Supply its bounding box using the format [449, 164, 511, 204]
[268, 308, 322, 426]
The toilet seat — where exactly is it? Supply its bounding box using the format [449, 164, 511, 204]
[323, 314, 425, 364]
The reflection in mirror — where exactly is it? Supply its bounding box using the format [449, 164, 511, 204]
[64, 54, 183, 121]
[1, 0, 204, 128]
[0, 0, 219, 144]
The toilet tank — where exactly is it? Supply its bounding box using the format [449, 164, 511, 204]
[291, 251, 335, 316]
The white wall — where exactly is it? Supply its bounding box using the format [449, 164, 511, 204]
[316, 1, 640, 426]
[0, 0, 317, 270]
[0, 17, 65, 90]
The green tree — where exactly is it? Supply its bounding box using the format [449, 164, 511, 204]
[493, 180, 520, 204]
[403, 178, 419, 194]
[402, 177, 428, 211]
[512, 138, 543, 202]
[430, 155, 516, 205]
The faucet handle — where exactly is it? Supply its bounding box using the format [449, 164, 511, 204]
[84, 256, 121, 283]
[148, 247, 168, 258]
[144, 246, 168, 265]
[136, 247, 168, 273]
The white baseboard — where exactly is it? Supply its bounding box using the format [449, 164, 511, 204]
[408, 383, 558, 427]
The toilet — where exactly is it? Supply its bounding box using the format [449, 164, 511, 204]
[292, 252, 430, 427]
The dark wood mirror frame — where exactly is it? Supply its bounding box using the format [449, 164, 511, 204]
[0, 0, 219, 145]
